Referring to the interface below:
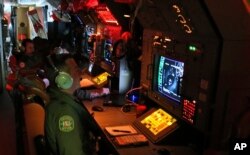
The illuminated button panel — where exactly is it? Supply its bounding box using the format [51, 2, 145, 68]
[140, 108, 177, 135]
[182, 99, 196, 124]
[92, 72, 110, 87]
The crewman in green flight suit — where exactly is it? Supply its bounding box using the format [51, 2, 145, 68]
[44, 54, 108, 155]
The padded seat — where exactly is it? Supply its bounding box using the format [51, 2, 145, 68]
[23, 103, 45, 155]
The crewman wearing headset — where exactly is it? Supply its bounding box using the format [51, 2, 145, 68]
[45, 54, 108, 155]
[18, 39, 45, 76]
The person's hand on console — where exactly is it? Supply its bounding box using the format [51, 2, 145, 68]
[80, 78, 94, 87]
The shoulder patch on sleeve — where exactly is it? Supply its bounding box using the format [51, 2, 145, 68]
[59, 115, 74, 132]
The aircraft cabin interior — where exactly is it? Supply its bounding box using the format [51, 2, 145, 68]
[0, 0, 249, 155]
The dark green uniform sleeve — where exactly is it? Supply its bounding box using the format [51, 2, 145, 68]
[57, 105, 89, 155]
[45, 108, 57, 154]
[46, 104, 90, 155]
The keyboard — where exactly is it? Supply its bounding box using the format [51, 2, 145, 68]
[114, 134, 148, 146]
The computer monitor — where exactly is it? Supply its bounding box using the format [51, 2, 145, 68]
[134, 54, 185, 143]
[147, 54, 185, 118]
[153, 55, 184, 103]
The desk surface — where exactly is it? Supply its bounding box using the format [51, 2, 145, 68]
[82, 98, 199, 155]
